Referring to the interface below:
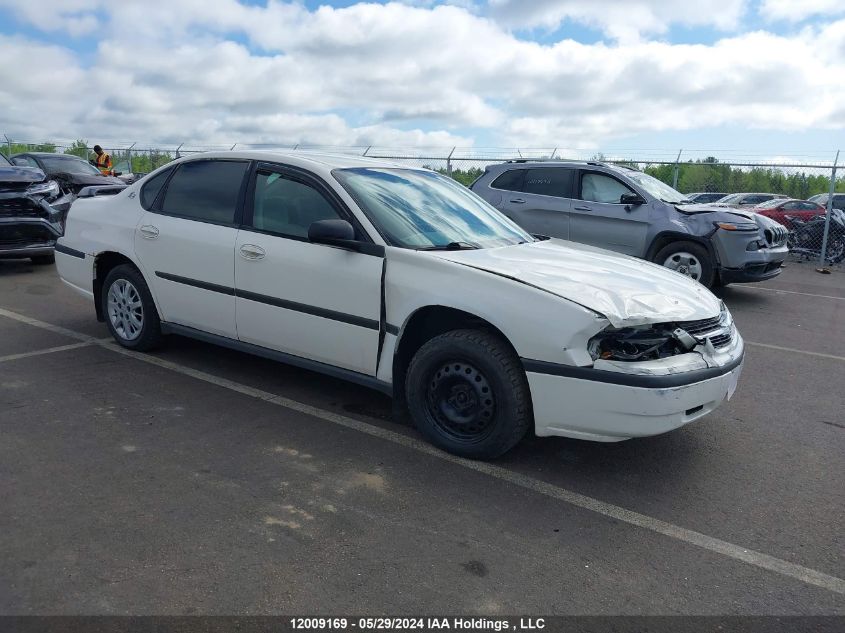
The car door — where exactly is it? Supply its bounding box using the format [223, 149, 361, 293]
[495, 167, 573, 239]
[234, 163, 383, 376]
[133, 159, 249, 338]
[569, 170, 650, 256]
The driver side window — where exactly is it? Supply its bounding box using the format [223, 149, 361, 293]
[580, 173, 635, 204]
[252, 172, 341, 239]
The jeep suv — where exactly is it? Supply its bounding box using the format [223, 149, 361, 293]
[470, 161, 788, 287]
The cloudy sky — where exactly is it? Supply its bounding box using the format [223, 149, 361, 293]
[0, 0, 843, 157]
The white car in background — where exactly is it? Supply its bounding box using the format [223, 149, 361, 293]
[55, 152, 744, 458]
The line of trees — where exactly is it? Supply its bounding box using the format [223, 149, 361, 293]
[1, 139, 174, 174]
[641, 157, 843, 198]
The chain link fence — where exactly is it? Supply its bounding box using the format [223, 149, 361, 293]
[2, 138, 842, 268]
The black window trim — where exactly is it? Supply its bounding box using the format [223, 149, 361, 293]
[489, 168, 526, 193]
[243, 161, 376, 247]
[140, 164, 176, 211]
[149, 158, 252, 228]
[520, 166, 577, 200]
[577, 169, 639, 204]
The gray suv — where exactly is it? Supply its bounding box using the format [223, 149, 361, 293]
[470, 161, 788, 287]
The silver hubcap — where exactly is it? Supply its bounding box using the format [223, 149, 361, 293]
[107, 279, 143, 341]
[663, 252, 703, 281]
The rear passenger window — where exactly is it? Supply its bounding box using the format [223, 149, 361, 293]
[252, 172, 341, 239]
[160, 160, 249, 224]
[140, 168, 172, 210]
[522, 168, 573, 198]
[490, 169, 525, 192]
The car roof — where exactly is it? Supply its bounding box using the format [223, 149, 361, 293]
[174, 150, 422, 172]
[14, 152, 84, 159]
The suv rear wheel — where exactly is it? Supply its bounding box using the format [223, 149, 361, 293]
[653, 241, 715, 287]
[405, 329, 531, 459]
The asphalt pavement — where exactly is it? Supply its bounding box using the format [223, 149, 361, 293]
[0, 259, 843, 615]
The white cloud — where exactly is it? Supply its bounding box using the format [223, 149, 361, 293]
[487, 0, 748, 41]
[760, 0, 845, 21]
[0, 2, 842, 150]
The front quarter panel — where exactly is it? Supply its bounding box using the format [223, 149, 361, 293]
[379, 247, 607, 383]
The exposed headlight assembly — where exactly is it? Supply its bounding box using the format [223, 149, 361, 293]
[25, 179, 60, 199]
[588, 324, 699, 362]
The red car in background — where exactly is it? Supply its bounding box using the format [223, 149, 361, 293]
[751, 198, 826, 230]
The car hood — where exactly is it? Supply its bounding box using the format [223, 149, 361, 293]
[58, 173, 125, 186]
[0, 165, 46, 185]
[431, 239, 721, 327]
[676, 203, 752, 216]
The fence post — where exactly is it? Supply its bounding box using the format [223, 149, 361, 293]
[447, 146, 456, 178]
[4, 134, 11, 157]
[672, 149, 683, 190]
[819, 150, 840, 266]
[126, 142, 136, 173]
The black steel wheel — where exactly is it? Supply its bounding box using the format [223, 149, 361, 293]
[426, 359, 497, 443]
[405, 329, 532, 459]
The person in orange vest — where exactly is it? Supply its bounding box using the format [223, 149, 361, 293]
[92, 145, 113, 175]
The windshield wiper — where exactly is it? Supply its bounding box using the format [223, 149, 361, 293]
[663, 198, 694, 205]
[416, 241, 479, 251]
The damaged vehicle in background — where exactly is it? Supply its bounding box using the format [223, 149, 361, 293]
[470, 160, 789, 287]
[11, 152, 126, 198]
[56, 151, 744, 459]
[0, 152, 72, 264]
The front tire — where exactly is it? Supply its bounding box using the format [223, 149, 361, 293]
[405, 329, 532, 459]
[102, 264, 162, 351]
[653, 240, 715, 287]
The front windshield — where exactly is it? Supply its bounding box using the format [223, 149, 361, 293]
[41, 156, 101, 176]
[618, 170, 691, 204]
[333, 168, 533, 249]
[0, 153, 10, 166]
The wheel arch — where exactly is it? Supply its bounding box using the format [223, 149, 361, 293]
[390, 304, 520, 405]
[645, 231, 719, 264]
[92, 251, 152, 322]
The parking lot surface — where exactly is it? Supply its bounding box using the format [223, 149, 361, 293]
[1, 259, 843, 615]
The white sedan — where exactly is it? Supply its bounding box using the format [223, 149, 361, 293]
[56, 152, 744, 458]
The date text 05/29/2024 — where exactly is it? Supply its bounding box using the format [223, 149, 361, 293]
[289, 618, 546, 631]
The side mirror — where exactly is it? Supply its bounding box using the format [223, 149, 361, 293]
[308, 219, 355, 244]
[620, 193, 646, 206]
[307, 219, 385, 257]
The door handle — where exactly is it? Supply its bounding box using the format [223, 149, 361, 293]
[139, 225, 159, 239]
[574, 206, 591, 211]
[510, 198, 526, 204]
[239, 244, 266, 260]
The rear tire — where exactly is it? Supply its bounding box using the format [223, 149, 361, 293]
[653, 240, 715, 287]
[102, 264, 162, 351]
[405, 329, 532, 459]
[31, 254, 55, 265]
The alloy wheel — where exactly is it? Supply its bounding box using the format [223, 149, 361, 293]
[107, 278, 144, 341]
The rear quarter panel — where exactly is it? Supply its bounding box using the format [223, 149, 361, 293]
[56, 186, 145, 297]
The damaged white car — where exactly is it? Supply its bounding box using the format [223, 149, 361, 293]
[55, 152, 744, 458]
